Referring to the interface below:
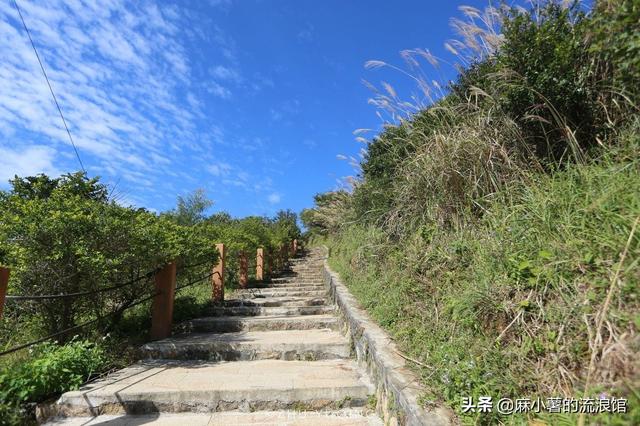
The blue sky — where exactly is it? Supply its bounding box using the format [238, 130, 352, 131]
[0, 0, 489, 217]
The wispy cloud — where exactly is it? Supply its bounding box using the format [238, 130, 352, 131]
[0, 144, 59, 181]
[0, 0, 198, 187]
[0, 0, 287, 216]
[205, 81, 233, 99]
[268, 192, 281, 204]
[210, 65, 241, 82]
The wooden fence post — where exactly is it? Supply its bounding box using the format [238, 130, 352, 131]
[239, 250, 248, 289]
[256, 248, 264, 281]
[0, 267, 9, 320]
[212, 243, 225, 302]
[291, 239, 298, 257]
[150, 262, 176, 340]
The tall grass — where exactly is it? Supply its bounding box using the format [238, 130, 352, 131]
[304, 1, 640, 423]
[320, 134, 640, 423]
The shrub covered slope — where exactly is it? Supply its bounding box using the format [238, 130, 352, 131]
[303, 1, 639, 424]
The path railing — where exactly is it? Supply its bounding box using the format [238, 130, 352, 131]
[0, 239, 299, 355]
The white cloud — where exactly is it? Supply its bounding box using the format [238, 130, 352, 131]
[210, 65, 241, 82]
[0, 1, 285, 214]
[0, 145, 60, 182]
[0, 0, 201, 187]
[205, 81, 232, 99]
[208, 162, 232, 177]
[267, 192, 281, 204]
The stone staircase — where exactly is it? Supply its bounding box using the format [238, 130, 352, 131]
[45, 249, 383, 425]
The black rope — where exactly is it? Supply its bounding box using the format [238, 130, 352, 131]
[175, 272, 213, 292]
[0, 290, 160, 357]
[5, 267, 161, 302]
[11, 0, 86, 172]
[1, 271, 213, 356]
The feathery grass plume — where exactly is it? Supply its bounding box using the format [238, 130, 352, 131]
[447, 4, 504, 66]
[312, 2, 640, 424]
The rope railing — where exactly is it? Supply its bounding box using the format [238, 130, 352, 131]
[4, 267, 161, 302]
[175, 272, 214, 293]
[0, 289, 161, 357]
[0, 239, 299, 355]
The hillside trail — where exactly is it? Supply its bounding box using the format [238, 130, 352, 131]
[45, 248, 383, 425]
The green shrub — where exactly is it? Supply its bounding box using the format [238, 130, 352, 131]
[0, 339, 105, 406]
[496, 2, 596, 161]
[0, 173, 217, 346]
[589, 0, 640, 106]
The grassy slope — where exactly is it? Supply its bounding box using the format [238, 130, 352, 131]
[319, 132, 639, 425]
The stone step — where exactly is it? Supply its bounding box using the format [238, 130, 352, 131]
[240, 285, 325, 293]
[205, 305, 334, 317]
[262, 282, 325, 288]
[53, 359, 373, 417]
[262, 284, 324, 289]
[45, 410, 383, 425]
[186, 314, 340, 333]
[265, 278, 323, 283]
[141, 329, 350, 361]
[233, 289, 326, 298]
[271, 277, 323, 282]
[225, 297, 326, 307]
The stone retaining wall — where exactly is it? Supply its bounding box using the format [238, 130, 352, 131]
[321, 246, 456, 426]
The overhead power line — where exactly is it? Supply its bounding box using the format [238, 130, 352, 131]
[12, 0, 86, 173]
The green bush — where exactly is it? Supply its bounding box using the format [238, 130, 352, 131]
[0, 339, 105, 406]
[496, 2, 596, 161]
[589, 0, 640, 106]
[0, 173, 217, 345]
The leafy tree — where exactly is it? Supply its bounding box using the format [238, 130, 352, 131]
[0, 174, 216, 341]
[8, 172, 108, 202]
[166, 188, 213, 226]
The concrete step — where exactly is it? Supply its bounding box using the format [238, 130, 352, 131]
[205, 305, 334, 317]
[141, 329, 351, 361]
[225, 297, 326, 307]
[45, 410, 383, 425]
[247, 287, 325, 294]
[271, 277, 323, 282]
[53, 359, 373, 417]
[233, 289, 326, 298]
[186, 314, 340, 333]
[240, 285, 325, 293]
[264, 283, 324, 289]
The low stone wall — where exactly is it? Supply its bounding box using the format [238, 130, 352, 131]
[321, 247, 456, 426]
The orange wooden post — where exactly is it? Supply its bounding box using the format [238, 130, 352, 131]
[0, 267, 9, 320]
[150, 262, 177, 340]
[256, 248, 264, 281]
[239, 251, 248, 289]
[212, 243, 225, 302]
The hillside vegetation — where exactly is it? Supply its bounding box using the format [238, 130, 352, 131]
[0, 174, 300, 424]
[303, 1, 639, 424]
